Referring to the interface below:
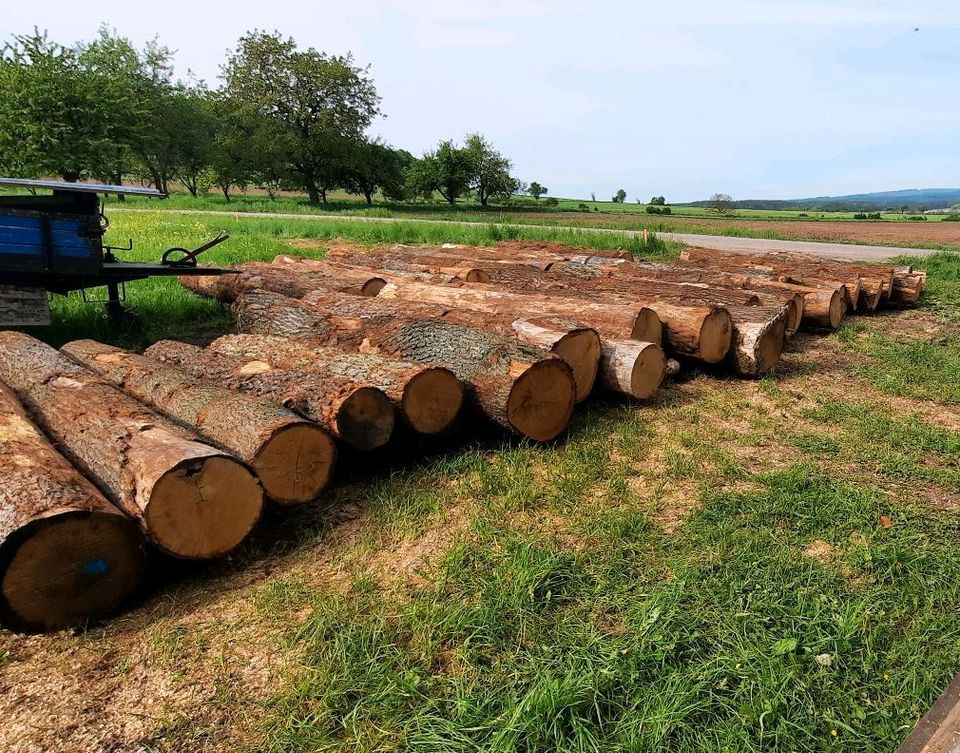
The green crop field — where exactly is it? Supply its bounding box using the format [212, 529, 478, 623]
[5, 210, 960, 752]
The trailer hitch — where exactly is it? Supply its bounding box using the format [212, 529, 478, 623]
[161, 231, 230, 267]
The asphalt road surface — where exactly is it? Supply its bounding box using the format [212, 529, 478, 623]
[120, 209, 940, 261]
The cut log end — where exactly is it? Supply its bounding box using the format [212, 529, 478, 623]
[506, 359, 576, 442]
[631, 307, 663, 345]
[629, 343, 667, 399]
[550, 328, 601, 402]
[251, 423, 337, 505]
[337, 386, 395, 450]
[146, 456, 264, 559]
[598, 340, 666, 399]
[784, 299, 802, 336]
[0, 511, 144, 633]
[699, 309, 735, 364]
[754, 318, 787, 376]
[400, 367, 464, 435]
[829, 292, 847, 329]
[360, 278, 387, 297]
[464, 269, 490, 283]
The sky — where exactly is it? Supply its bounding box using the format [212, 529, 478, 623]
[5, 1, 960, 202]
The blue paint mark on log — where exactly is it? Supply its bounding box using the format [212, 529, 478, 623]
[84, 559, 109, 575]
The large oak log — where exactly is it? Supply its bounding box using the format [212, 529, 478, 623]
[375, 279, 732, 365]
[178, 261, 371, 302]
[231, 289, 577, 442]
[0, 333, 263, 560]
[61, 340, 337, 505]
[0, 385, 145, 633]
[273, 255, 491, 288]
[235, 287, 603, 402]
[203, 334, 464, 436]
[142, 341, 395, 451]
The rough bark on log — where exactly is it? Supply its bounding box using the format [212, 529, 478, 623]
[0, 332, 263, 560]
[142, 341, 395, 451]
[178, 262, 370, 303]
[274, 255, 491, 287]
[61, 340, 336, 505]
[204, 334, 464, 436]
[234, 288, 603, 401]
[376, 278, 732, 364]
[0, 384, 145, 633]
[231, 289, 577, 442]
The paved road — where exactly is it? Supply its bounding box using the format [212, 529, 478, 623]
[118, 208, 941, 261]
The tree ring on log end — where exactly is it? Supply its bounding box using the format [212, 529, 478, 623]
[506, 359, 576, 442]
[630, 307, 663, 345]
[631, 344, 667, 399]
[400, 367, 463, 435]
[550, 329, 601, 402]
[784, 300, 801, 335]
[251, 423, 337, 505]
[0, 511, 144, 633]
[698, 309, 734, 364]
[146, 456, 263, 559]
[754, 318, 787, 376]
[336, 386, 395, 450]
[829, 293, 846, 329]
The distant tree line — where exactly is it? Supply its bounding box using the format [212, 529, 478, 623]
[0, 28, 543, 206]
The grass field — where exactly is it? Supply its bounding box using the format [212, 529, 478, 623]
[3, 211, 960, 752]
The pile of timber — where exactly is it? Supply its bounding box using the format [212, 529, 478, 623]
[0, 242, 925, 632]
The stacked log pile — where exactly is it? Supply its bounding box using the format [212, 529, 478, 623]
[0, 241, 926, 632]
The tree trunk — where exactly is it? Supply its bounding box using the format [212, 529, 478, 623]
[305, 181, 321, 205]
[375, 279, 734, 364]
[205, 334, 464, 437]
[252, 279, 602, 402]
[363, 189, 373, 205]
[679, 248, 866, 312]
[178, 262, 373, 302]
[61, 340, 336, 506]
[230, 290, 577, 442]
[0, 333, 263, 560]
[0, 385, 145, 633]
[597, 339, 666, 399]
[143, 341, 395, 452]
[273, 255, 491, 288]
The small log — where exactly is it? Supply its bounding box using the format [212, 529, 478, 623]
[0, 385, 145, 633]
[62, 340, 337, 505]
[231, 289, 577, 442]
[598, 339, 666, 399]
[205, 334, 464, 436]
[0, 332, 263, 560]
[143, 341, 395, 452]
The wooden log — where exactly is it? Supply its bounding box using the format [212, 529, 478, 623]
[504, 274, 789, 377]
[891, 272, 926, 306]
[143, 341, 395, 451]
[376, 278, 732, 365]
[204, 334, 464, 436]
[0, 332, 263, 560]
[231, 289, 577, 442]
[273, 254, 491, 287]
[178, 262, 370, 303]
[61, 340, 337, 505]
[679, 247, 866, 312]
[598, 339, 666, 399]
[0, 384, 145, 633]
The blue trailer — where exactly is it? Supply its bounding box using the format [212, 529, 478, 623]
[0, 177, 231, 326]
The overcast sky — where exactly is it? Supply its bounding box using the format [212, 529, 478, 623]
[5, 1, 960, 202]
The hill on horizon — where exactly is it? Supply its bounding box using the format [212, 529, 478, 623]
[685, 187, 960, 212]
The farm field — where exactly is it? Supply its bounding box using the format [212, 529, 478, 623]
[2, 211, 960, 752]
[102, 190, 960, 251]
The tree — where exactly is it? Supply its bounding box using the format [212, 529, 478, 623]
[222, 31, 380, 204]
[0, 30, 120, 181]
[650, 195, 666, 205]
[612, 189, 627, 203]
[463, 133, 516, 206]
[707, 193, 734, 216]
[341, 139, 409, 204]
[408, 140, 473, 205]
[529, 182, 548, 201]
